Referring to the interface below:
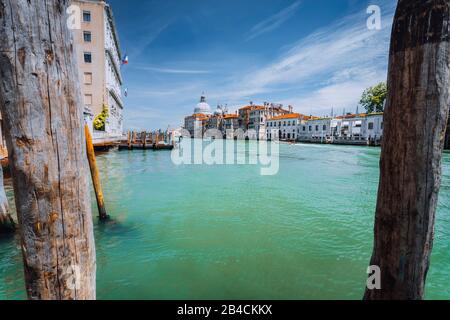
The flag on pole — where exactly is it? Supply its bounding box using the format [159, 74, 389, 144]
[122, 54, 129, 65]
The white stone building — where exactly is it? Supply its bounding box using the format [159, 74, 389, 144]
[297, 113, 384, 145]
[362, 113, 384, 145]
[266, 113, 305, 141]
[73, 0, 124, 141]
[184, 95, 212, 137]
[239, 103, 291, 140]
[297, 118, 333, 143]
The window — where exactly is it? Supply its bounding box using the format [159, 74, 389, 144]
[84, 72, 92, 84]
[368, 122, 374, 130]
[381, 122, 384, 129]
[283, 121, 286, 126]
[303, 126, 306, 131]
[83, 31, 92, 42]
[84, 94, 92, 106]
[316, 125, 319, 131]
[84, 52, 92, 63]
[309, 126, 312, 131]
[323, 125, 326, 131]
[83, 11, 91, 22]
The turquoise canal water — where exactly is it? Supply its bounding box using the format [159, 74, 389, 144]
[1, 142, 450, 299]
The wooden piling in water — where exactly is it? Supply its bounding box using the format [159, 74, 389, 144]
[142, 131, 147, 149]
[127, 131, 132, 149]
[85, 124, 108, 220]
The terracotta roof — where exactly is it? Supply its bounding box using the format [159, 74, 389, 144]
[367, 112, 384, 116]
[187, 113, 210, 120]
[268, 113, 306, 121]
[223, 114, 239, 119]
[239, 105, 264, 111]
[335, 113, 368, 119]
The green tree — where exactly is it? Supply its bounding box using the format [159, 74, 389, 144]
[359, 82, 387, 113]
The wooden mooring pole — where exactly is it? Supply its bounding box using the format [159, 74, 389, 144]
[364, 0, 449, 300]
[0, 0, 96, 299]
[127, 131, 132, 149]
[142, 131, 147, 149]
[85, 125, 109, 220]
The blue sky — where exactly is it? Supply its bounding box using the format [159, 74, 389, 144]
[110, 0, 397, 130]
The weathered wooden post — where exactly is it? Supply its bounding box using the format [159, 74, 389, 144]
[127, 131, 132, 150]
[364, 0, 449, 300]
[0, 0, 96, 299]
[142, 131, 147, 149]
[0, 165, 15, 233]
[85, 125, 108, 221]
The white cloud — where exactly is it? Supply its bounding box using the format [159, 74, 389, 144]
[131, 65, 211, 74]
[280, 67, 385, 116]
[245, 1, 302, 41]
[225, 1, 396, 110]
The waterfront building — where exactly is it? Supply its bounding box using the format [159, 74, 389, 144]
[267, 113, 307, 141]
[332, 114, 367, 144]
[363, 112, 384, 145]
[239, 103, 291, 140]
[184, 114, 210, 137]
[72, 0, 124, 140]
[296, 113, 384, 145]
[222, 114, 240, 135]
[184, 95, 212, 137]
[297, 117, 332, 143]
[205, 105, 229, 132]
[180, 96, 386, 146]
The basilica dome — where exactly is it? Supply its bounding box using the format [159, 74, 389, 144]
[194, 95, 212, 115]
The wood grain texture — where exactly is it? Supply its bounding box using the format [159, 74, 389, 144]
[0, 0, 96, 299]
[365, 0, 450, 300]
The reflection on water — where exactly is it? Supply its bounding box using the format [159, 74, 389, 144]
[1, 143, 449, 299]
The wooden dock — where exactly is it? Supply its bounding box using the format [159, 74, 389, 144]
[118, 131, 175, 151]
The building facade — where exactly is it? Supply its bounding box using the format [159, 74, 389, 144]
[239, 103, 291, 140]
[297, 118, 331, 143]
[184, 95, 213, 137]
[363, 113, 384, 145]
[72, 0, 124, 139]
[297, 113, 384, 145]
[181, 95, 387, 146]
[267, 113, 306, 141]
